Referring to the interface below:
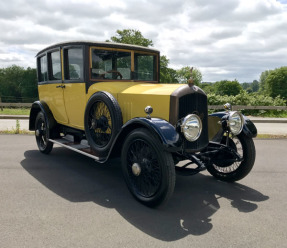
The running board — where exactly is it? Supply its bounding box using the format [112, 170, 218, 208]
[48, 136, 106, 163]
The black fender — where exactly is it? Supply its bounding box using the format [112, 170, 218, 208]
[29, 101, 57, 131]
[109, 117, 182, 158]
[209, 112, 257, 138]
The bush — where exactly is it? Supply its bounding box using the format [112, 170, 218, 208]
[207, 91, 287, 117]
[214, 80, 242, 96]
[265, 67, 287, 99]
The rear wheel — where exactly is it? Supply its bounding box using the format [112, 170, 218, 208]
[206, 133, 256, 182]
[121, 128, 175, 207]
[35, 111, 53, 154]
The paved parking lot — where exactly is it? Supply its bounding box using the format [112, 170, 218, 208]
[0, 134, 287, 248]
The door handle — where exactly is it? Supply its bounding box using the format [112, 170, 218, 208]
[56, 85, 66, 89]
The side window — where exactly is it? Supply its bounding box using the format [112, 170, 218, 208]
[38, 55, 48, 82]
[48, 51, 62, 80]
[64, 48, 83, 80]
[134, 53, 157, 81]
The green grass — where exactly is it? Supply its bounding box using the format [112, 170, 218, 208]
[256, 134, 287, 139]
[0, 130, 33, 134]
[242, 111, 287, 118]
[0, 108, 30, 115]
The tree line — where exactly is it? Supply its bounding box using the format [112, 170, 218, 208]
[0, 66, 38, 103]
[0, 29, 286, 104]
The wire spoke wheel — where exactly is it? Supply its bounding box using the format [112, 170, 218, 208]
[84, 91, 123, 157]
[206, 132, 256, 182]
[126, 139, 162, 198]
[121, 128, 175, 207]
[213, 135, 243, 173]
[88, 100, 112, 147]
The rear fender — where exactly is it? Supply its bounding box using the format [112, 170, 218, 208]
[29, 101, 56, 131]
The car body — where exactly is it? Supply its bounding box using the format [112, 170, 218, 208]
[30, 41, 257, 207]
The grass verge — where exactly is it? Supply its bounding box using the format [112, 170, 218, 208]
[0, 108, 30, 115]
[0, 119, 33, 134]
[0, 130, 33, 135]
[256, 134, 287, 139]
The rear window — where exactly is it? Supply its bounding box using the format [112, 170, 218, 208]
[38, 55, 48, 82]
[48, 51, 62, 80]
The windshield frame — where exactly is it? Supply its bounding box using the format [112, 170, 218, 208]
[89, 46, 159, 83]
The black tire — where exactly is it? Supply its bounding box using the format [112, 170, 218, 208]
[121, 128, 176, 207]
[206, 133, 256, 182]
[35, 111, 53, 154]
[84, 91, 123, 157]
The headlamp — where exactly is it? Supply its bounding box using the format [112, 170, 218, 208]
[228, 111, 243, 135]
[181, 114, 202, 142]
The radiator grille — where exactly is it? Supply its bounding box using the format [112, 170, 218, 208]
[178, 93, 209, 150]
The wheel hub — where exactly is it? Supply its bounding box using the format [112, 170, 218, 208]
[98, 116, 109, 131]
[35, 129, 43, 137]
[132, 163, 141, 176]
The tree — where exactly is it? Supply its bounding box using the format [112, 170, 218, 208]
[0, 65, 23, 102]
[176, 66, 202, 85]
[20, 67, 38, 102]
[200, 82, 214, 94]
[259, 70, 271, 93]
[251, 80, 259, 92]
[160, 55, 178, 83]
[242, 80, 259, 93]
[0, 65, 38, 102]
[265, 66, 287, 99]
[108, 29, 153, 47]
[214, 80, 243, 96]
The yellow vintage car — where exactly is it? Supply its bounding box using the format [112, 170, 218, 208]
[29, 41, 257, 207]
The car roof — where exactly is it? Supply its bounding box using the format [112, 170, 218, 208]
[36, 40, 160, 56]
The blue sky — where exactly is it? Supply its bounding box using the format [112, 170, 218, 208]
[0, 0, 286, 83]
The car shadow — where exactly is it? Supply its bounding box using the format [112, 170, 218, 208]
[21, 148, 269, 241]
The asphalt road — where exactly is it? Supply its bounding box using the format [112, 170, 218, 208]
[0, 135, 286, 248]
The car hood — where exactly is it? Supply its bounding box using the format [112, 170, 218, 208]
[119, 83, 184, 96]
[117, 83, 186, 124]
[87, 82, 202, 124]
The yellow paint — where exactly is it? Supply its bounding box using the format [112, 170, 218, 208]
[39, 80, 184, 130]
[38, 83, 86, 129]
[38, 84, 68, 124]
[63, 83, 86, 129]
[87, 82, 183, 124]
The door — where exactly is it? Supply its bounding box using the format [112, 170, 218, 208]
[38, 51, 68, 124]
[62, 46, 86, 130]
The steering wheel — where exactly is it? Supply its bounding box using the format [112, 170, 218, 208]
[100, 70, 123, 79]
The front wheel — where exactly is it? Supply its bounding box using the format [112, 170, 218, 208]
[206, 133, 256, 182]
[121, 128, 176, 207]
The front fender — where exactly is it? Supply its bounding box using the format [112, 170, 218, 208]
[109, 118, 182, 158]
[209, 111, 257, 138]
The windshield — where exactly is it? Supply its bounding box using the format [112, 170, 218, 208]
[90, 48, 157, 81]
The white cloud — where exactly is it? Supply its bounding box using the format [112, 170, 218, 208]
[0, 0, 286, 82]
